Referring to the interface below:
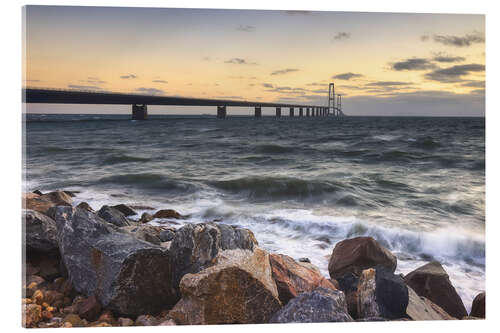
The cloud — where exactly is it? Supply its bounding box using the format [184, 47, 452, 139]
[391, 58, 436, 71]
[424, 64, 485, 83]
[120, 74, 137, 79]
[236, 25, 254, 32]
[461, 80, 485, 88]
[67, 84, 102, 90]
[135, 87, 164, 95]
[333, 72, 364, 80]
[306, 82, 329, 87]
[284, 10, 312, 15]
[333, 32, 351, 41]
[262, 83, 274, 88]
[224, 58, 256, 65]
[84, 77, 106, 84]
[432, 55, 465, 63]
[270, 68, 299, 76]
[365, 81, 412, 87]
[202, 56, 211, 61]
[152, 80, 168, 84]
[422, 31, 485, 47]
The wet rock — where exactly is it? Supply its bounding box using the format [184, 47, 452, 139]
[356, 267, 408, 320]
[153, 209, 182, 219]
[269, 253, 336, 304]
[118, 317, 134, 326]
[63, 314, 85, 327]
[298, 257, 311, 263]
[76, 202, 94, 212]
[328, 237, 397, 279]
[170, 222, 258, 295]
[139, 212, 153, 223]
[119, 224, 162, 245]
[135, 314, 159, 326]
[404, 261, 467, 319]
[159, 319, 176, 326]
[63, 190, 78, 197]
[169, 248, 281, 325]
[270, 287, 353, 323]
[406, 286, 455, 320]
[23, 209, 58, 253]
[97, 205, 131, 227]
[97, 310, 116, 325]
[78, 295, 102, 321]
[24, 191, 73, 216]
[23, 304, 43, 327]
[470, 291, 485, 318]
[112, 204, 137, 216]
[159, 229, 175, 242]
[53, 206, 175, 316]
[33, 190, 43, 195]
[336, 272, 360, 318]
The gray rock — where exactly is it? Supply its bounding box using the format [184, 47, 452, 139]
[118, 225, 162, 245]
[170, 222, 258, 295]
[53, 206, 175, 316]
[139, 212, 153, 223]
[97, 205, 131, 227]
[23, 209, 58, 253]
[270, 287, 353, 323]
[406, 286, 455, 320]
[159, 229, 175, 242]
[112, 204, 137, 217]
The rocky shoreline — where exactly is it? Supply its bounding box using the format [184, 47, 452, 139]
[22, 190, 486, 328]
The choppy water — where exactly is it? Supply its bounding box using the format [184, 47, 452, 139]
[24, 114, 485, 310]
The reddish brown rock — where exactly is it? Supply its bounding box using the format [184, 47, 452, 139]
[153, 209, 182, 219]
[269, 253, 336, 304]
[23, 304, 43, 327]
[78, 295, 102, 321]
[97, 310, 116, 325]
[169, 248, 282, 325]
[328, 237, 397, 279]
[32, 289, 44, 305]
[23, 191, 72, 215]
[404, 261, 467, 319]
[470, 292, 485, 318]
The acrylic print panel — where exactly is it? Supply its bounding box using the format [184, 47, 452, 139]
[22, 5, 485, 328]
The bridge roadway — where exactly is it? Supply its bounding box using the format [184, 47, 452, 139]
[23, 88, 340, 120]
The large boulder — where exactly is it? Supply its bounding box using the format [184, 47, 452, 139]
[153, 209, 182, 219]
[169, 248, 281, 325]
[53, 206, 175, 316]
[336, 272, 360, 318]
[406, 286, 455, 320]
[23, 191, 72, 215]
[269, 253, 336, 304]
[169, 222, 258, 294]
[470, 292, 485, 318]
[112, 204, 137, 217]
[404, 261, 467, 319]
[97, 205, 131, 227]
[328, 237, 397, 279]
[23, 209, 58, 253]
[357, 267, 408, 320]
[118, 225, 162, 245]
[270, 287, 353, 323]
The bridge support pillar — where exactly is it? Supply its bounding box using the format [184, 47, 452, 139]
[299, 108, 303, 117]
[313, 107, 316, 117]
[276, 107, 281, 118]
[306, 108, 310, 117]
[217, 106, 227, 119]
[255, 106, 262, 118]
[132, 104, 148, 120]
[289, 107, 294, 117]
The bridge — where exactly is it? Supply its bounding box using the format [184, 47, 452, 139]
[23, 82, 344, 120]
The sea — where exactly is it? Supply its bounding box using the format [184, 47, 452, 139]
[23, 114, 485, 311]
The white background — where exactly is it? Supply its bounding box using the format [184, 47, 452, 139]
[1, 0, 498, 332]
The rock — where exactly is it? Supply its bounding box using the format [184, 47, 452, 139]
[153, 209, 182, 219]
[78, 295, 102, 321]
[38, 257, 61, 280]
[269, 253, 336, 304]
[159, 229, 175, 242]
[97, 205, 131, 227]
[462, 316, 482, 320]
[23, 191, 72, 215]
[135, 314, 159, 326]
[328, 237, 397, 279]
[91, 322, 112, 327]
[470, 292, 485, 318]
[404, 261, 467, 319]
[32, 289, 44, 305]
[53, 206, 175, 316]
[298, 257, 311, 263]
[119, 224, 162, 245]
[63, 190, 78, 197]
[355, 317, 388, 321]
[76, 202, 94, 212]
[159, 319, 176, 326]
[356, 267, 408, 320]
[270, 287, 353, 323]
[118, 317, 134, 326]
[44, 290, 64, 306]
[169, 222, 258, 295]
[169, 248, 281, 325]
[33, 190, 43, 195]
[336, 272, 360, 318]
[63, 314, 85, 327]
[139, 212, 153, 223]
[97, 310, 116, 325]
[23, 304, 43, 327]
[23, 209, 58, 253]
[112, 204, 137, 216]
[406, 286, 455, 320]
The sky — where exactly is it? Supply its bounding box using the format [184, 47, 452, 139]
[23, 6, 485, 116]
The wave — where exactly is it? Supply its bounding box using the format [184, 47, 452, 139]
[96, 173, 198, 193]
[409, 136, 442, 150]
[209, 176, 342, 200]
[252, 144, 296, 154]
[101, 154, 152, 165]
